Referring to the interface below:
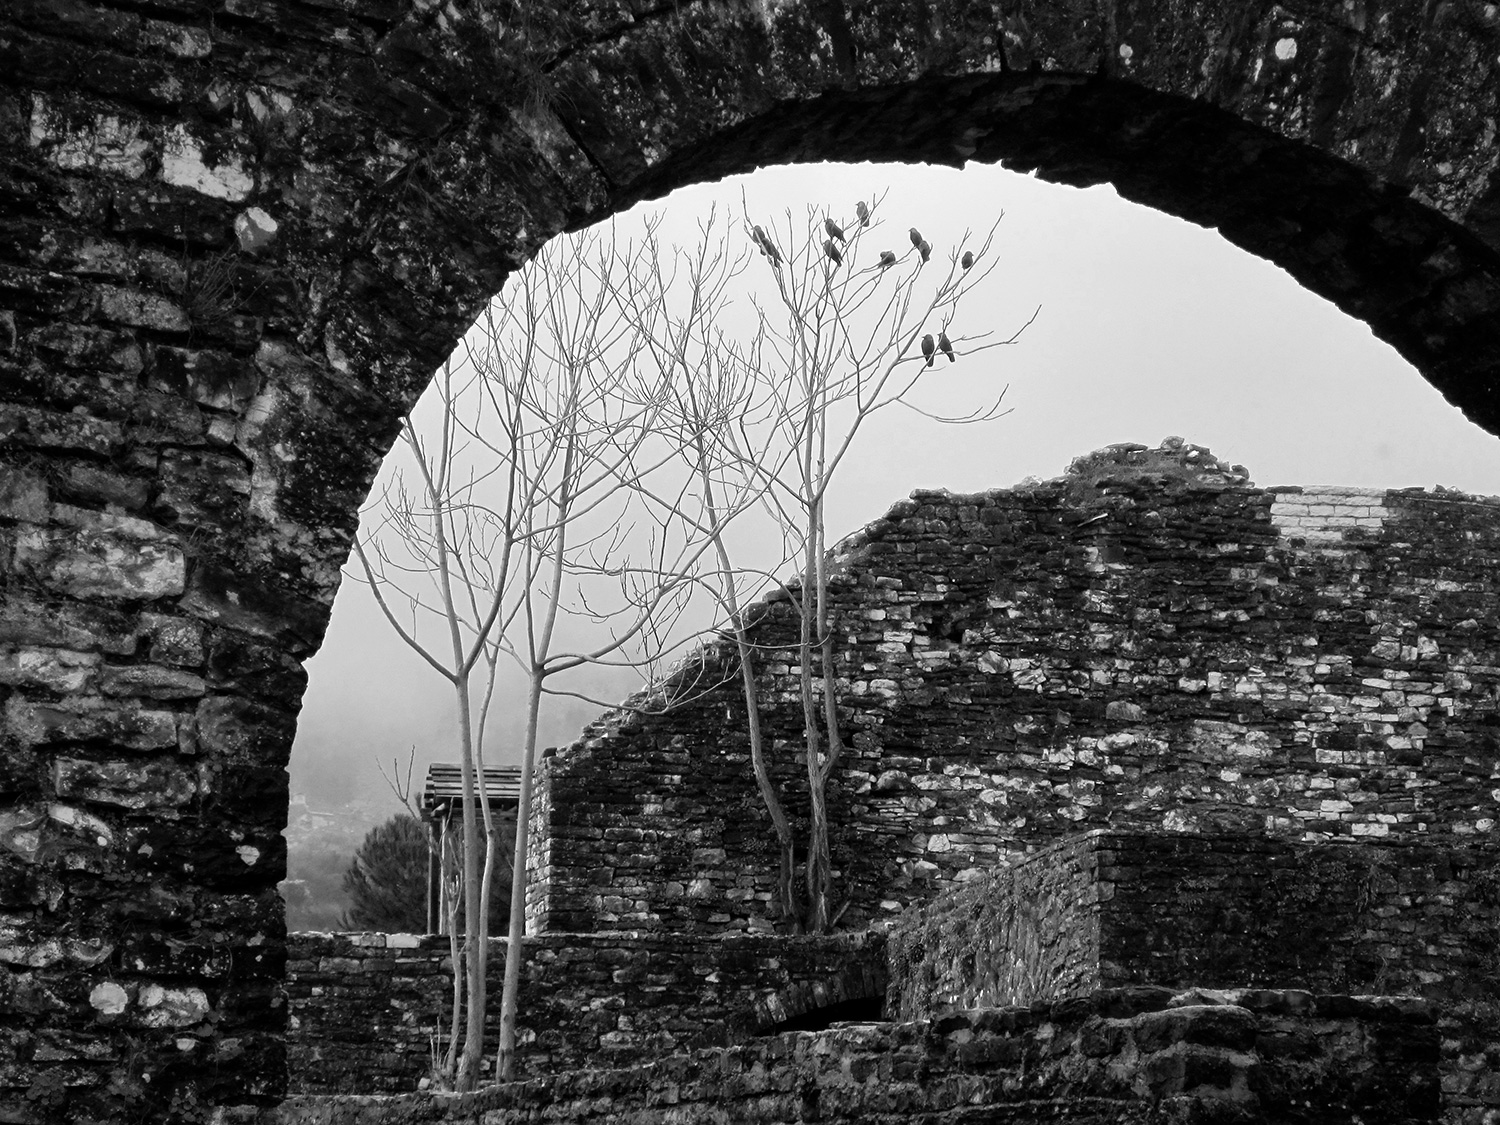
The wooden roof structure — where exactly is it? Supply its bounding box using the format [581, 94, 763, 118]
[420, 764, 522, 822]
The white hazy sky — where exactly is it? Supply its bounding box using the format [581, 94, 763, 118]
[289, 159, 1500, 811]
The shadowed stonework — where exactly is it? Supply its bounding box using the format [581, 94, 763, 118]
[3, 1, 1500, 1120]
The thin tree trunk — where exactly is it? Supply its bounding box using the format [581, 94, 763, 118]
[697, 442, 800, 928]
[798, 509, 832, 933]
[443, 826, 462, 1083]
[497, 695, 540, 1079]
[731, 628, 799, 928]
[498, 453, 571, 1080]
[452, 675, 487, 1091]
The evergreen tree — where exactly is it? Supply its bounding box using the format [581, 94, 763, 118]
[341, 814, 428, 932]
[340, 811, 515, 933]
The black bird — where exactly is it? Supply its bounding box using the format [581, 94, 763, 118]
[921, 334, 935, 366]
[878, 250, 897, 268]
[824, 238, 843, 267]
[825, 217, 846, 243]
[961, 250, 974, 270]
[938, 330, 955, 362]
[856, 201, 870, 226]
[909, 227, 923, 248]
[753, 225, 782, 266]
[918, 240, 932, 263]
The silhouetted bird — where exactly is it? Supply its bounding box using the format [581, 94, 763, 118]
[918, 240, 931, 263]
[878, 250, 897, 268]
[824, 238, 842, 266]
[825, 218, 846, 243]
[921, 334, 935, 366]
[753, 225, 782, 266]
[856, 201, 870, 226]
[961, 251, 974, 270]
[909, 227, 923, 248]
[938, 330, 955, 362]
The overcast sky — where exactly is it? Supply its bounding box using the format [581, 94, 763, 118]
[288, 159, 1500, 812]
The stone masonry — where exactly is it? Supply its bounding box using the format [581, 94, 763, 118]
[233, 439, 1500, 1119]
[269, 988, 1441, 1125]
[7, 0, 1500, 1118]
[885, 829, 1500, 1118]
[282, 930, 884, 1094]
[531, 441, 1500, 935]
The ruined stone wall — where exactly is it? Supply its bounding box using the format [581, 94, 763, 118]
[886, 831, 1500, 1019]
[531, 444, 1500, 936]
[884, 830, 1107, 1017]
[883, 829, 1500, 1122]
[282, 930, 884, 1094]
[265, 988, 1440, 1125]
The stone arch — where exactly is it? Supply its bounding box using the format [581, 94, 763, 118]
[752, 960, 890, 1034]
[4, 0, 1500, 1118]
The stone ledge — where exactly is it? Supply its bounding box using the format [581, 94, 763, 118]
[262, 987, 1439, 1124]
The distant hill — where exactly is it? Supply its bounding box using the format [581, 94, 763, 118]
[281, 795, 393, 931]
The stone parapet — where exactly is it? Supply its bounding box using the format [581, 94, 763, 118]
[263, 988, 1440, 1125]
[283, 930, 884, 1094]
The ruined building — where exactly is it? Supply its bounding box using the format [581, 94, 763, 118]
[7, 0, 1500, 1121]
[278, 440, 1500, 1123]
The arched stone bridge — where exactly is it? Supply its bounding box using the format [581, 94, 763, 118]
[2, 1, 1499, 1119]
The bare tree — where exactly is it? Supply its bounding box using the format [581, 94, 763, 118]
[350, 358, 531, 1090]
[608, 211, 805, 925]
[747, 199, 1028, 932]
[457, 221, 742, 1081]
[354, 199, 1027, 1092]
[357, 217, 746, 1087]
[622, 199, 1028, 933]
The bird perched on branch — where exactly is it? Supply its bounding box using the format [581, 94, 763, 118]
[909, 227, 923, 248]
[961, 250, 974, 270]
[878, 250, 896, 268]
[918, 240, 932, 263]
[938, 330, 955, 362]
[825, 217, 846, 243]
[921, 334, 935, 366]
[824, 238, 843, 266]
[856, 201, 870, 226]
[752, 225, 782, 267]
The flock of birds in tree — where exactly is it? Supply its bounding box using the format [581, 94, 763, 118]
[748, 203, 975, 368]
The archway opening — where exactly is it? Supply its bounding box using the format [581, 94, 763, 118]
[288, 158, 1500, 913]
[760, 995, 887, 1035]
[13, 2, 1500, 1117]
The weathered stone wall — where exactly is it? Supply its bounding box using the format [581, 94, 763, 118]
[886, 831, 1500, 1019]
[885, 829, 1500, 1122]
[885, 829, 1107, 1017]
[283, 930, 884, 1094]
[265, 988, 1441, 1125]
[8, 0, 1500, 1115]
[532, 442, 1500, 935]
